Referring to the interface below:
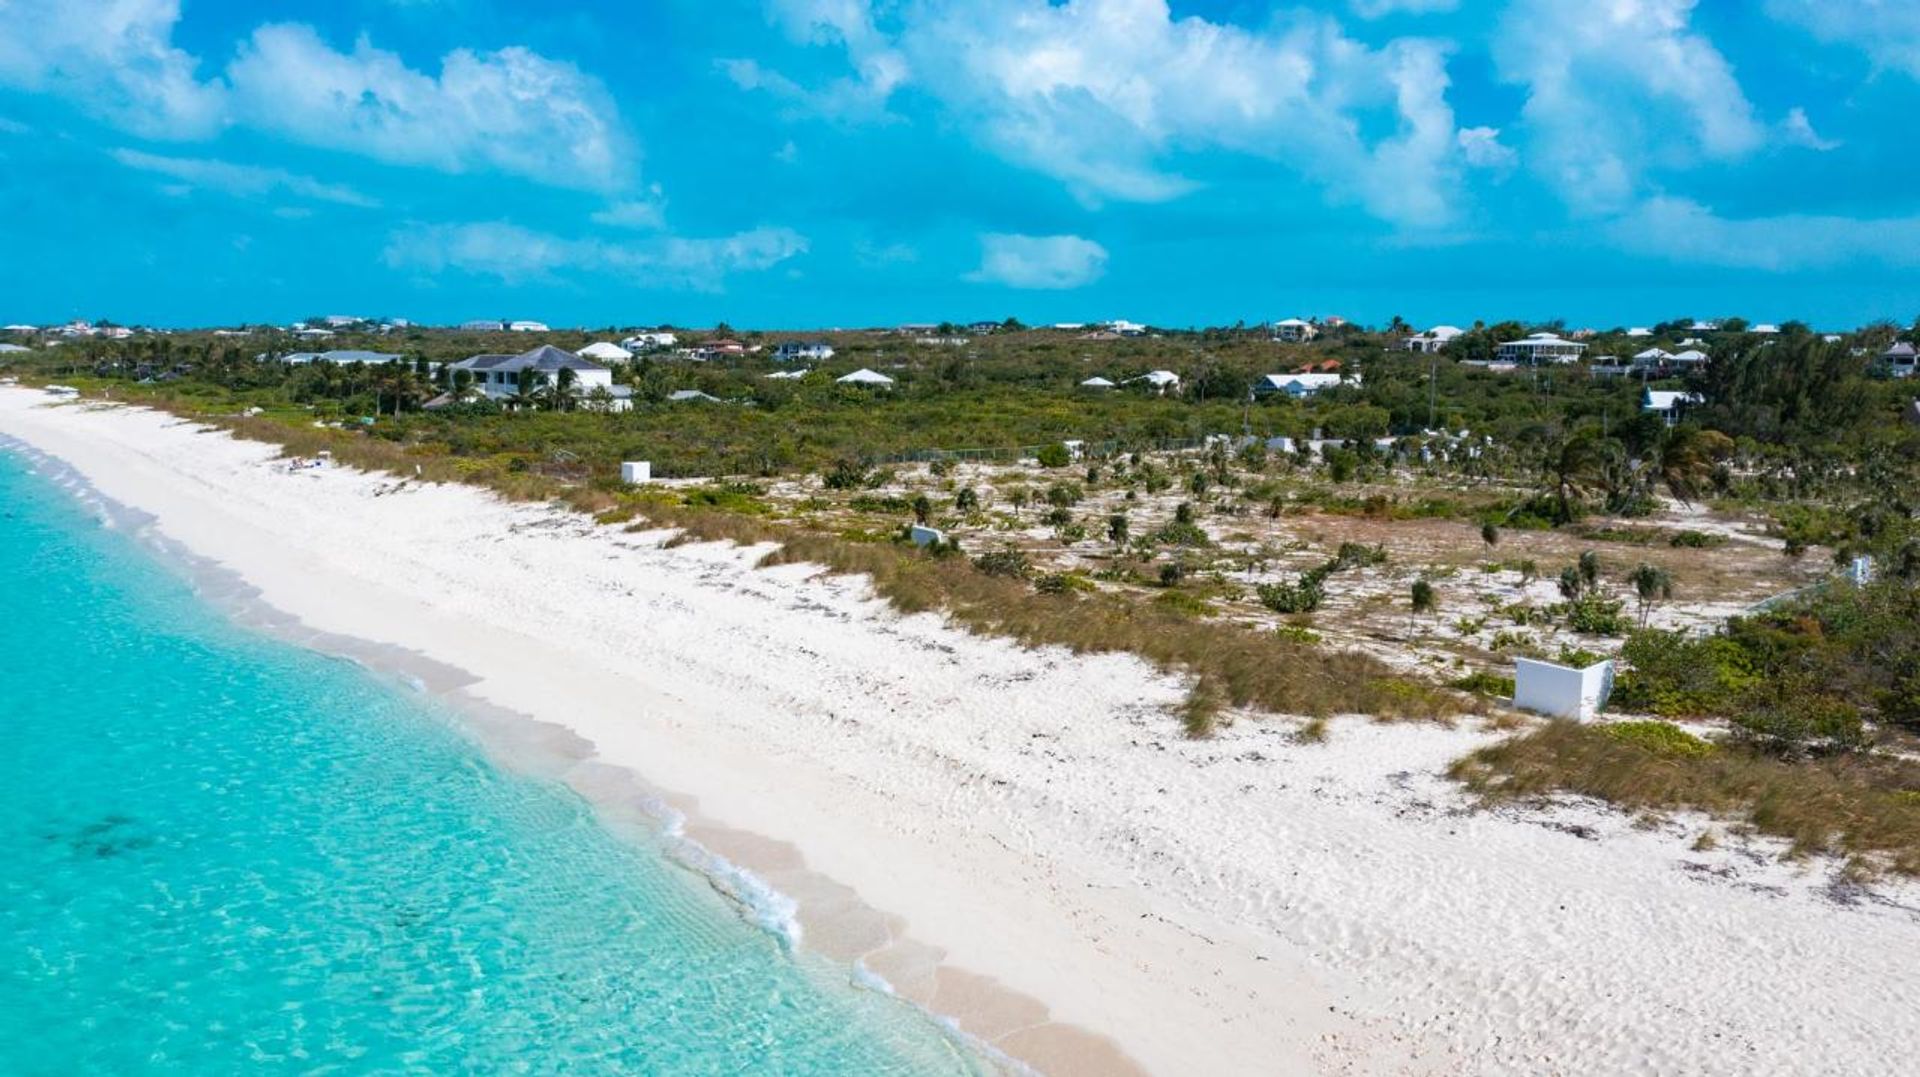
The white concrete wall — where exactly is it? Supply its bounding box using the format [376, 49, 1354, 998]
[1513, 658, 1615, 721]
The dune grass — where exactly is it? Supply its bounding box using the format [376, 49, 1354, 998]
[82, 401, 1471, 737]
[1451, 720, 1920, 874]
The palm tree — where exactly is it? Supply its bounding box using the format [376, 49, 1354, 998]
[511, 368, 540, 411]
[1542, 428, 1624, 524]
[1628, 563, 1673, 627]
[548, 366, 580, 412]
[1644, 426, 1735, 505]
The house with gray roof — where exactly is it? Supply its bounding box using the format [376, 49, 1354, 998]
[449, 345, 631, 411]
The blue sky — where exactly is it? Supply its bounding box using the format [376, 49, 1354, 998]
[1, 0, 1917, 330]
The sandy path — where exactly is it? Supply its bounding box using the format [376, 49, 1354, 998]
[5, 389, 1918, 1076]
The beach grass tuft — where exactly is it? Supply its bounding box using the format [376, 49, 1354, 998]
[1451, 721, 1920, 874]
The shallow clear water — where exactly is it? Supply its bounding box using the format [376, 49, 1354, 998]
[0, 447, 976, 1075]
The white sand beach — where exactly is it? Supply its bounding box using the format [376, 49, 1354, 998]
[5, 388, 1919, 1075]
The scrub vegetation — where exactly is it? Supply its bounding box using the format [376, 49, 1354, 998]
[8, 313, 1920, 868]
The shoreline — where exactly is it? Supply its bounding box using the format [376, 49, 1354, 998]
[6, 388, 1920, 1075]
[0, 426, 1138, 1075]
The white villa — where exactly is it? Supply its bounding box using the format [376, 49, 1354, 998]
[837, 368, 895, 387]
[1883, 342, 1918, 378]
[1631, 347, 1672, 370]
[577, 341, 634, 363]
[507, 320, 550, 333]
[622, 332, 679, 351]
[1625, 327, 1653, 338]
[775, 340, 835, 362]
[1079, 376, 1116, 390]
[1271, 318, 1318, 343]
[1254, 373, 1343, 398]
[1643, 388, 1705, 426]
[1496, 333, 1586, 364]
[1127, 370, 1181, 394]
[1403, 325, 1463, 354]
[1669, 348, 1711, 368]
[449, 345, 631, 411]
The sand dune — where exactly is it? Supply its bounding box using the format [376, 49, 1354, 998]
[5, 388, 1918, 1075]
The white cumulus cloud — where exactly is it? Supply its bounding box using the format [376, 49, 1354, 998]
[227, 25, 631, 191]
[0, 0, 227, 138]
[742, 0, 1478, 227]
[1496, 0, 1763, 213]
[1765, 0, 1920, 79]
[965, 233, 1108, 289]
[0, 2, 634, 191]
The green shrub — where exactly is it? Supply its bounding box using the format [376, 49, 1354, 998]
[1449, 671, 1515, 699]
[1275, 624, 1322, 645]
[1035, 442, 1071, 468]
[1257, 578, 1324, 614]
[973, 548, 1032, 579]
[1605, 720, 1715, 757]
[1563, 593, 1628, 635]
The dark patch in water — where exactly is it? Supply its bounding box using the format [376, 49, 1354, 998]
[57, 814, 155, 859]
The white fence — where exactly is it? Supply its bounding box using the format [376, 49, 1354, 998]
[1513, 658, 1615, 721]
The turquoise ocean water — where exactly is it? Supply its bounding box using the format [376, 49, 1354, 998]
[0, 446, 976, 1075]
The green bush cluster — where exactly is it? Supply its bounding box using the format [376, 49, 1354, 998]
[1603, 720, 1716, 758]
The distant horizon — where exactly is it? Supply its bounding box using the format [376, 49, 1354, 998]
[3, 309, 1907, 336]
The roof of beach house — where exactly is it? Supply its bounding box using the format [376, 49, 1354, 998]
[454, 345, 609, 374]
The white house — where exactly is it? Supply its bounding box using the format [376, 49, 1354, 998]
[1643, 388, 1705, 425]
[1254, 373, 1344, 398]
[449, 345, 631, 411]
[764, 368, 810, 380]
[1271, 318, 1318, 343]
[1630, 347, 1672, 370]
[1881, 342, 1918, 378]
[1079, 376, 1116, 390]
[1496, 333, 1586, 364]
[666, 389, 724, 403]
[507, 320, 550, 333]
[1513, 657, 1615, 721]
[1403, 325, 1462, 354]
[1127, 369, 1181, 394]
[1751, 323, 1781, 335]
[1108, 319, 1148, 337]
[292, 327, 336, 340]
[775, 340, 835, 362]
[622, 332, 679, 351]
[577, 341, 634, 363]
[837, 368, 895, 387]
[1625, 327, 1653, 338]
[1668, 348, 1710, 368]
[461, 319, 506, 331]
